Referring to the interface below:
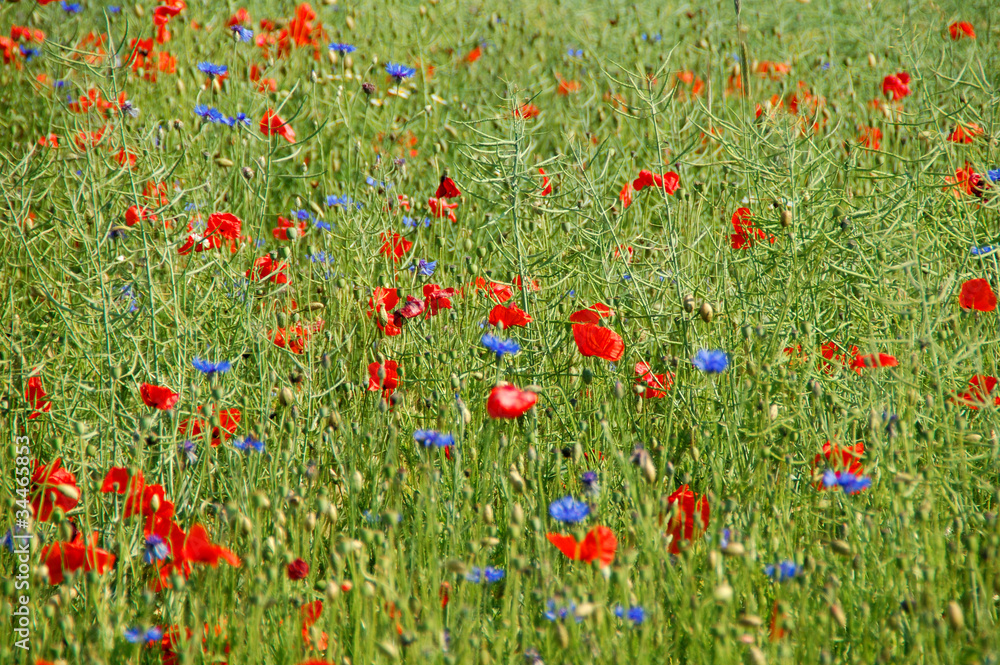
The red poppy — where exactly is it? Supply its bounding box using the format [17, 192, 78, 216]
[512, 275, 540, 291]
[40, 532, 115, 585]
[301, 600, 329, 650]
[227, 7, 250, 26]
[270, 320, 325, 354]
[489, 303, 533, 329]
[572, 323, 624, 362]
[730, 207, 774, 249]
[125, 205, 157, 227]
[557, 76, 581, 95]
[435, 175, 461, 199]
[618, 182, 634, 209]
[380, 232, 413, 262]
[849, 353, 899, 371]
[569, 302, 614, 324]
[664, 485, 709, 554]
[287, 558, 310, 580]
[260, 109, 296, 142]
[428, 197, 458, 222]
[246, 255, 288, 284]
[30, 458, 80, 522]
[959, 278, 997, 312]
[858, 126, 882, 149]
[632, 170, 680, 195]
[474, 277, 514, 304]
[947, 123, 984, 144]
[956, 375, 1000, 410]
[178, 408, 241, 447]
[464, 45, 482, 63]
[396, 296, 426, 320]
[539, 168, 552, 196]
[368, 360, 399, 397]
[100, 467, 146, 517]
[546, 525, 617, 567]
[115, 149, 137, 169]
[812, 441, 864, 483]
[635, 361, 673, 398]
[882, 72, 911, 101]
[945, 163, 988, 198]
[182, 524, 241, 567]
[755, 61, 791, 79]
[515, 103, 540, 119]
[26, 375, 52, 419]
[486, 384, 538, 419]
[948, 21, 975, 40]
[273, 215, 307, 240]
[37, 133, 59, 148]
[140, 383, 180, 410]
[423, 284, 455, 316]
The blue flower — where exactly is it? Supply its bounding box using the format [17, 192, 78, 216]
[821, 62, 833, 71]
[719, 528, 731, 549]
[402, 216, 431, 228]
[385, 62, 416, 80]
[118, 284, 139, 312]
[231, 26, 254, 42]
[692, 349, 728, 373]
[60, 1, 82, 13]
[326, 194, 362, 210]
[194, 104, 212, 118]
[329, 43, 356, 54]
[108, 5, 121, 13]
[549, 496, 590, 523]
[124, 626, 164, 644]
[971, 245, 995, 256]
[234, 436, 265, 454]
[466, 566, 505, 583]
[292, 209, 312, 221]
[143, 534, 170, 564]
[413, 429, 455, 448]
[365, 176, 393, 190]
[192, 357, 231, 376]
[567, 48, 583, 57]
[197, 62, 228, 78]
[234, 112, 251, 127]
[581, 471, 599, 494]
[765, 560, 801, 582]
[481, 333, 520, 359]
[180, 440, 197, 464]
[315, 219, 332, 232]
[19, 46, 40, 62]
[543, 600, 582, 622]
[988, 169, 1000, 183]
[408, 259, 437, 276]
[822, 469, 872, 495]
[614, 605, 645, 625]
[309, 251, 332, 263]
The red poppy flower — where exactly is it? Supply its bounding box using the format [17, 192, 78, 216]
[40, 532, 115, 585]
[435, 175, 461, 199]
[464, 45, 482, 63]
[178, 408, 241, 447]
[849, 353, 899, 371]
[948, 21, 975, 40]
[515, 103, 540, 119]
[557, 76, 580, 95]
[273, 215, 307, 240]
[635, 361, 673, 398]
[486, 384, 538, 419]
[730, 207, 775, 249]
[812, 441, 864, 483]
[428, 197, 458, 222]
[301, 600, 329, 650]
[632, 170, 680, 195]
[270, 320, 325, 354]
[618, 182, 634, 209]
[664, 485, 709, 553]
[539, 168, 552, 196]
[858, 126, 882, 149]
[140, 383, 180, 410]
[546, 525, 617, 567]
[26, 375, 52, 419]
[182, 524, 241, 567]
[287, 558, 310, 580]
[38, 133, 59, 148]
[569, 302, 614, 324]
[368, 360, 399, 397]
[945, 163, 988, 198]
[260, 109, 296, 142]
[246, 255, 288, 284]
[100, 467, 146, 516]
[755, 61, 791, 79]
[947, 123, 984, 144]
[125, 205, 157, 227]
[489, 303, 533, 329]
[882, 72, 911, 101]
[956, 375, 1000, 410]
[396, 296, 426, 320]
[423, 284, 455, 316]
[959, 278, 997, 312]
[30, 458, 80, 522]
[474, 277, 514, 304]
[512, 275, 540, 291]
[572, 323, 624, 362]
[380, 232, 413, 262]
[227, 7, 250, 26]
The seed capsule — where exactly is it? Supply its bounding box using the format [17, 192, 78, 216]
[699, 302, 714, 322]
[780, 209, 792, 227]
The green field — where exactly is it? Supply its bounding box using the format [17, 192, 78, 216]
[2, 0, 1000, 663]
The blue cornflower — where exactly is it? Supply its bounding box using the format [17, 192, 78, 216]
[197, 62, 228, 78]
[821, 62, 833, 71]
[192, 357, 231, 376]
[385, 62, 416, 80]
[326, 194, 362, 209]
[108, 5, 121, 12]
[403, 216, 431, 228]
[231, 26, 254, 43]
[118, 284, 139, 312]
[220, 115, 237, 127]
[988, 169, 1000, 183]
[567, 48, 583, 57]
[0, 526, 29, 553]
[765, 560, 801, 582]
[234, 112, 251, 127]
[55, 79, 67, 88]
[413, 429, 455, 448]
[543, 600, 581, 622]
[292, 209, 312, 221]
[408, 259, 436, 276]
[309, 251, 331, 263]
[692, 349, 728, 373]
[329, 43, 357, 54]
[60, 1, 82, 13]
[822, 469, 872, 495]
[481, 333, 520, 359]
[194, 104, 212, 118]
[581, 471, 599, 494]
[720, 528, 731, 549]
[124, 626, 164, 644]
[180, 439, 197, 464]
[548, 496, 590, 523]
[614, 605, 645, 625]
[971, 245, 995, 256]
[143, 534, 170, 564]
[315, 219, 332, 231]
[365, 176, 393, 190]
[234, 436, 265, 454]
[466, 566, 505, 583]
[19, 46, 40, 62]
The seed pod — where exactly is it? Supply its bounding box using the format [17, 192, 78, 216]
[714, 582, 733, 603]
[946, 601, 964, 630]
[739, 614, 763, 628]
[683, 294, 696, 313]
[279, 386, 295, 406]
[508, 465, 525, 493]
[830, 603, 847, 629]
[511, 503, 524, 526]
[482, 505, 494, 525]
[722, 542, 745, 557]
[749, 646, 766, 665]
[830, 539, 852, 556]
[780, 209, 792, 227]
[699, 302, 714, 322]
[242, 166, 255, 180]
[556, 623, 570, 649]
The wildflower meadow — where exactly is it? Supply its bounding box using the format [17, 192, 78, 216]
[2, 0, 1000, 663]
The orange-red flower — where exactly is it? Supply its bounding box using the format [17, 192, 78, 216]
[730, 207, 774, 249]
[882, 72, 911, 101]
[40, 532, 115, 585]
[474, 277, 513, 304]
[539, 168, 552, 196]
[260, 109, 296, 142]
[812, 441, 864, 484]
[246, 255, 288, 284]
[489, 303, 533, 329]
[140, 383, 180, 410]
[368, 360, 399, 397]
[178, 408, 241, 447]
[31, 458, 80, 522]
[435, 175, 461, 199]
[956, 375, 1000, 410]
[125, 205, 157, 227]
[664, 485, 709, 553]
[546, 525, 617, 566]
[947, 123, 983, 144]
[428, 197, 458, 222]
[423, 284, 455, 316]
[635, 361, 673, 398]
[569, 302, 614, 325]
[486, 384, 537, 419]
[948, 21, 975, 40]
[270, 320, 325, 354]
[514, 103, 540, 119]
[26, 375, 52, 419]
[273, 215, 307, 240]
[572, 323, 624, 362]
[632, 169, 680, 195]
[959, 278, 997, 311]
[858, 126, 882, 149]
[379, 232, 413, 262]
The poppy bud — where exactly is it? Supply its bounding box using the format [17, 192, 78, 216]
[279, 386, 295, 406]
[556, 623, 570, 649]
[780, 209, 792, 227]
[946, 601, 965, 630]
[613, 381, 625, 400]
[482, 505, 494, 524]
[511, 503, 524, 526]
[699, 302, 714, 322]
[713, 583, 733, 603]
[683, 295, 695, 312]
